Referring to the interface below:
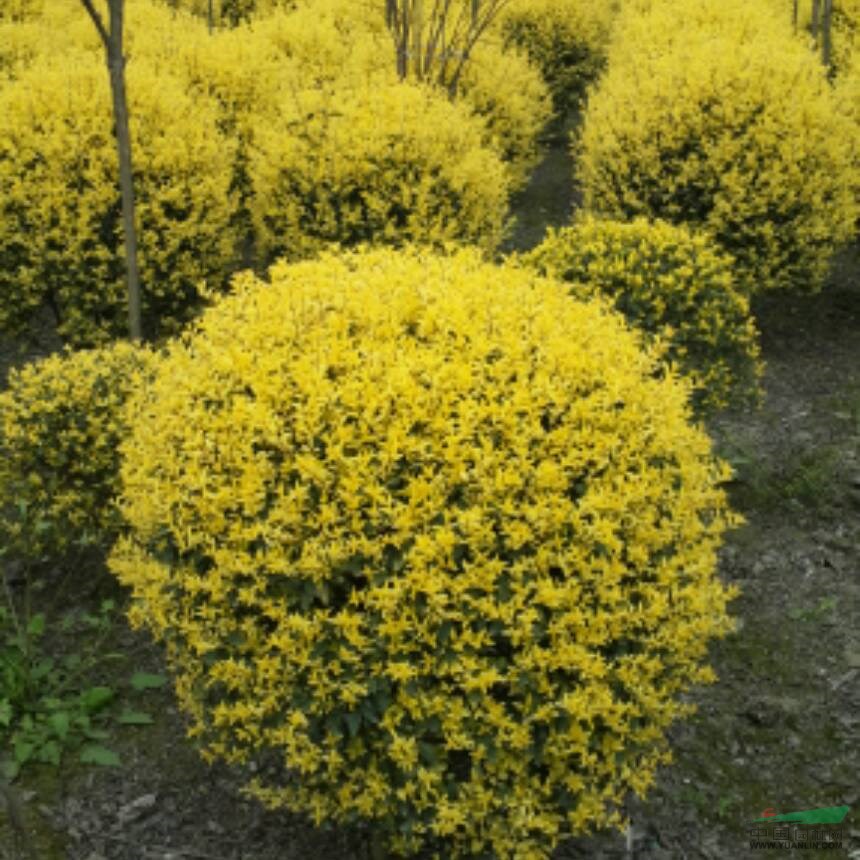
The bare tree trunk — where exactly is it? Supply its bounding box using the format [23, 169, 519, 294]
[821, 0, 833, 69]
[792, 0, 798, 31]
[207, 0, 214, 33]
[811, 0, 821, 38]
[384, 0, 511, 94]
[412, 0, 424, 80]
[79, 0, 143, 343]
[108, 34, 143, 342]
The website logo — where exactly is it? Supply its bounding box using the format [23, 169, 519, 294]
[748, 805, 850, 850]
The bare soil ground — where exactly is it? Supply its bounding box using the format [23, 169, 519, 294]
[1, 129, 858, 860]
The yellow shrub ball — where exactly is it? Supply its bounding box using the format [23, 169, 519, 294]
[250, 0, 552, 191]
[578, 0, 859, 293]
[496, 0, 617, 114]
[109, 244, 739, 859]
[0, 0, 44, 22]
[519, 215, 763, 416]
[0, 54, 239, 348]
[456, 39, 554, 191]
[787, 0, 859, 77]
[248, 82, 512, 265]
[0, 342, 161, 567]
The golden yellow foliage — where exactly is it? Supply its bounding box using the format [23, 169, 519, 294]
[0, 0, 43, 22]
[0, 342, 160, 566]
[110, 244, 739, 859]
[456, 39, 554, 190]
[495, 0, 617, 113]
[785, 0, 860, 77]
[156, 0, 297, 26]
[578, 0, 859, 293]
[0, 55, 239, 347]
[248, 82, 512, 265]
[250, 0, 552, 190]
[519, 215, 763, 416]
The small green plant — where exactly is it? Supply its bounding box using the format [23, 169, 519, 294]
[716, 792, 738, 822]
[787, 596, 838, 622]
[717, 439, 840, 514]
[678, 783, 710, 818]
[0, 559, 165, 781]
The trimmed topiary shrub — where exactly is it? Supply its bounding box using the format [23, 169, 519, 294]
[0, 0, 43, 22]
[578, 0, 859, 294]
[788, 0, 859, 78]
[0, 55, 239, 348]
[519, 215, 763, 416]
[0, 10, 98, 81]
[0, 341, 161, 569]
[496, 0, 616, 115]
[135, 13, 293, 266]
[456, 39, 554, 191]
[250, 0, 553, 191]
[248, 83, 512, 265]
[109, 244, 740, 859]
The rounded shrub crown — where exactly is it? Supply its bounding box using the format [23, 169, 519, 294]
[453, 38, 553, 191]
[248, 0, 552, 191]
[110, 245, 739, 859]
[0, 0, 43, 22]
[496, 0, 616, 115]
[0, 341, 160, 568]
[578, 0, 858, 294]
[248, 82, 512, 265]
[520, 215, 763, 416]
[0, 55, 238, 348]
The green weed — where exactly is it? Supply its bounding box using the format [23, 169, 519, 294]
[787, 595, 838, 623]
[0, 554, 166, 782]
[717, 439, 840, 514]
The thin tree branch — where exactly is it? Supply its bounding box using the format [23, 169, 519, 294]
[447, 0, 509, 95]
[78, 0, 110, 48]
[422, 0, 450, 75]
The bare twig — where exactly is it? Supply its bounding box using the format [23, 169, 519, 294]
[78, 0, 110, 47]
[821, 0, 833, 69]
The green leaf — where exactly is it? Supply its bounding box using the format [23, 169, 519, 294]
[79, 745, 120, 767]
[360, 698, 377, 725]
[82, 727, 110, 741]
[35, 740, 61, 767]
[0, 700, 12, 727]
[418, 741, 440, 766]
[130, 672, 168, 691]
[345, 711, 361, 738]
[13, 740, 34, 765]
[31, 658, 55, 682]
[26, 614, 45, 637]
[117, 710, 154, 726]
[48, 712, 70, 740]
[80, 686, 114, 713]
